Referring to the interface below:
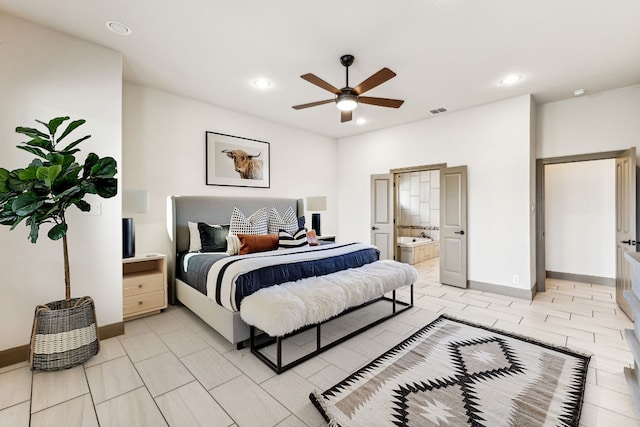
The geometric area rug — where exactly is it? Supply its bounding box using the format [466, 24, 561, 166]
[310, 314, 590, 427]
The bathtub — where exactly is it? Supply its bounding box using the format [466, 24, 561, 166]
[397, 236, 432, 247]
[397, 236, 438, 265]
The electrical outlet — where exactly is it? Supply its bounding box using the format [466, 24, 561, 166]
[512, 274, 520, 284]
[87, 202, 102, 215]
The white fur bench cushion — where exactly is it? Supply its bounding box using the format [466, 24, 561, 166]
[239, 260, 418, 337]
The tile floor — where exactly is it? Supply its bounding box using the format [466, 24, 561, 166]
[1, 258, 639, 426]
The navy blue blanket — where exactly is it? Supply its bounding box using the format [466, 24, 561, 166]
[181, 243, 380, 311]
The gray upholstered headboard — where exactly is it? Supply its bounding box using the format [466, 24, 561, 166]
[167, 195, 304, 302]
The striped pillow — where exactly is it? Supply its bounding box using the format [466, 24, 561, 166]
[268, 206, 298, 234]
[229, 207, 268, 235]
[278, 228, 309, 249]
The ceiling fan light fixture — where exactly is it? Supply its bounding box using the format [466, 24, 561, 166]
[336, 94, 358, 111]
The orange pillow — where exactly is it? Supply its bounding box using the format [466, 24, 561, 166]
[238, 234, 279, 255]
[306, 229, 319, 246]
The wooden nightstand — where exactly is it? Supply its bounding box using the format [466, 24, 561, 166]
[122, 254, 167, 320]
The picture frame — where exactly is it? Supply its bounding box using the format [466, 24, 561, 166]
[205, 131, 270, 188]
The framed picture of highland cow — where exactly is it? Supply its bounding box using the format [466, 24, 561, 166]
[205, 131, 270, 188]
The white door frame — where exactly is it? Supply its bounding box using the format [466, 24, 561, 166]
[535, 149, 632, 293]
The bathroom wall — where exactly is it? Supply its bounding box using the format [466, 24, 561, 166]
[398, 170, 440, 240]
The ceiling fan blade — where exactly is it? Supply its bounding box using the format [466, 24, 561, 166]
[358, 96, 404, 108]
[352, 68, 397, 95]
[301, 73, 341, 95]
[292, 99, 335, 110]
[341, 110, 352, 123]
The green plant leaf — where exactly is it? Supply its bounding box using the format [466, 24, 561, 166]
[58, 119, 86, 142]
[47, 223, 67, 240]
[16, 145, 48, 159]
[8, 172, 31, 192]
[22, 137, 53, 151]
[83, 153, 99, 178]
[94, 178, 118, 198]
[15, 126, 48, 139]
[46, 153, 65, 166]
[0, 168, 9, 193]
[90, 157, 117, 178]
[36, 165, 62, 187]
[12, 193, 43, 216]
[18, 166, 38, 181]
[46, 116, 69, 138]
[0, 205, 18, 225]
[74, 200, 91, 212]
[59, 134, 91, 154]
[29, 220, 40, 243]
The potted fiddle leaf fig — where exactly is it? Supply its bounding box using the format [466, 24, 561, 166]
[0, 116, 117, 370]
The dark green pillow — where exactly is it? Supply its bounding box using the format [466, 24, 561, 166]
[198, 223, 230, 252]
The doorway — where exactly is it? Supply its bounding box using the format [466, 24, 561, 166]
[536, 148, 636, 318]
[370, 163, 467, 288]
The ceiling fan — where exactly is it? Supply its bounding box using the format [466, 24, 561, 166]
[292, 55, 404, 123]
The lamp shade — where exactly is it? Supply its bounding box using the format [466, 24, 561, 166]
[305, 196, 327, 211]
[123, 189, 149, 214]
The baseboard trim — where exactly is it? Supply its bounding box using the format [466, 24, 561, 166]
[468, 280, 535, 300]
[546, 271, 615, 287]
[0, 321, 125, 369]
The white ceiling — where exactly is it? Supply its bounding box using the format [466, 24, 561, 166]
[1, 0, 639, 139]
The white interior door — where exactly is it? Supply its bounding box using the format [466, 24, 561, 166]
[371, 174, 394, 260]
[616, 147, 636, 319]
[440, 166, 468, 288]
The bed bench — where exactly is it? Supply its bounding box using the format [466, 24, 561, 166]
[240, 260, 417, 373]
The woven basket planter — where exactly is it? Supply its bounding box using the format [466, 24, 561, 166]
[29, 296, 100, 371]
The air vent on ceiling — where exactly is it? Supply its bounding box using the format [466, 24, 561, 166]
[429, 106, 448, 115]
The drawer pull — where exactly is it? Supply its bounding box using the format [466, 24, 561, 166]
[138, 301, 143, 305]
[138, 284, 143, 288]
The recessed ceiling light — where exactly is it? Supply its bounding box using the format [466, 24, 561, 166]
[573, 88, 586, 96]
[253, 79, 272, 89]
[356, 118, 367, 125]
[499, 74, 521, 85]
[105, 20, 132, 36]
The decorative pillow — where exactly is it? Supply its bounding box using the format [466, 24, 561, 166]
[297, 215, 306, 230]
[188, 221, 201, 252]
[268, 206, 298, 234]
[238, 234, 279, 255]
[197, 223, 230, 252]
[229, 207, 268, 235]
[306, 229, 319, 246]
[226, 234, 241, 255]
[279, 228, 309, 249]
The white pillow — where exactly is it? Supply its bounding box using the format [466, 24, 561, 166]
[226, 234, 241, 255]
[268, 206, 298, 235]
[188, 221, 201, 252]
[229, 207, 268, 235]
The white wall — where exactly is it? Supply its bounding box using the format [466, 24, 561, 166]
[0, 14, 122, 350]
[545, 160, 615, 278]
[122, 82, 337, 264]
[537, 84, 640, 159]
[537, 84, 640, 284]
[337, 95, 534, 290]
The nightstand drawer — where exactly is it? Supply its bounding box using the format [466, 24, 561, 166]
[123, 271, 163, 297]
[123, 289, 165, 317]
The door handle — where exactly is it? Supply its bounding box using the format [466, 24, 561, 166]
[371, 226, 379, 230]
[454, 230, 465, 235]
[621, 239, 637, 245]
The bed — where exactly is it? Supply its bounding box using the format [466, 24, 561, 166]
[168, 195, 381, 346]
